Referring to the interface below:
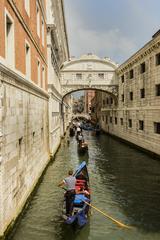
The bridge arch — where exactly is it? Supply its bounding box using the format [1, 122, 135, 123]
[61, 54, 119, 99]
[62, 87, 118, 104]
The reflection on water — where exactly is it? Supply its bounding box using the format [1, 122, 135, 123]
[8, 132, 160, 240]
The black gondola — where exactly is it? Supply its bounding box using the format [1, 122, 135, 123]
[62, 161, 91, 228]
[77, 142, 88, 154]
[69, 127, 75, 137]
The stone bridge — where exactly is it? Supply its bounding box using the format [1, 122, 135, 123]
[60, 54, 119, 99]
[72, 113, 91, 120]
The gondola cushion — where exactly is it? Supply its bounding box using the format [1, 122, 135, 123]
[74, 194, 88, 204]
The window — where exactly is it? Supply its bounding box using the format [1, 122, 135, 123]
[121, 94, 124, 102]
[154, 122, 160, 134]
[121, 75, 124, 83]
[5, 13, 14, 66]
[110, 117, 112, 123]
[102, 116, 104, 121]
[120, 118, 123, 125]
[103, 99, 105, 106]
[129, 69, 134, 79]
[42, 18, 44, 46]
[128, 119, 132, 128]
[106, 97, 109, 104]
[140, 62, 145, 73]
[156, 53, 160, 66]
[25, 42, 31, 79]
[42, 65, 45, 89]
[155, 84, 160, 96]
[98, 73, 104, 79]
[106, 116, 108, 124]
[110, 97, 113, 104]
[76, 73, 82, 79]
[24, 0, 30, 15]
[36, 2, 40, 37]
[37, 60, 41, 86]
[129, 91, 133, 101]
[140, 88, 145, 98]
[115, 117, 117, 125]
[139, 120, 144, 130]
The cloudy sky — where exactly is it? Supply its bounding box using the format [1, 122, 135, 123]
[64, 0, 160, 64]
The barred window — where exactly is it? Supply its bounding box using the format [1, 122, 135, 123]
[76, 73, 82, 79]
[154, 122, 160, 134]
[128, 119, 132, 128]
[140, 88, 145, 98]
[139, 120, 144, 130]
[155, 84, 160, 96]
[140, 62, 146, 73]
[120, 118, 123, 125]
[129, 69, 134, 79]
[98, 73, 104, 79]
[130, 92, 133, 101]
[156, 53, 160, 66]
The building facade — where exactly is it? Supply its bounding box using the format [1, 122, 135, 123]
[85, 90, 95, 114]
[0, 0, 70, 237]
[61, 54, 118, 97]
[47, 0, 70, 156]
[93, 32, 160, 156]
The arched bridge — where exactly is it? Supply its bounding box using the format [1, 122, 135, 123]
[72, 113, 91, 120]
[61, 54, 119, 98]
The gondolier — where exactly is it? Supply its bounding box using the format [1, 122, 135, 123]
[59, 161, 91, 228]
[58, 170, 76, 216]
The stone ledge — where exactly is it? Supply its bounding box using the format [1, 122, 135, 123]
[0, 63, 49, 100]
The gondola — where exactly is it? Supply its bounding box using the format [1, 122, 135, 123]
[62, 161, 91, 228]
[69, 127, 75, 137]
[77, 142, 88, 154]
[94, 128, 101, 136]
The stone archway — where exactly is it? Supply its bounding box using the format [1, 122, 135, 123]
[61, 53, 118, 99]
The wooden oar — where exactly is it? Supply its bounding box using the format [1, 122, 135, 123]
[59, 187, 133, 229]
[82, 200, 133, 229]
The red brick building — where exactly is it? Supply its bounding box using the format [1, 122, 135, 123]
[0, 0, 47, 89]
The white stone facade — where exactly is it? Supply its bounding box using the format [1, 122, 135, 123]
[0, 65, 49, 236]
[95, 32, 160, 156]
[47, 0, 71, 156]
[0, 0, 71, 237]
[61, 54, 118, 97]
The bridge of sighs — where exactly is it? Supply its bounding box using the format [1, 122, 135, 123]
[60, 54, 119, 99]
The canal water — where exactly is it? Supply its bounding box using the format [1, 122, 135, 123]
[8, 132, 160, 240]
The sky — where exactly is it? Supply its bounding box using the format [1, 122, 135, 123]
[64, 0, 160, 64]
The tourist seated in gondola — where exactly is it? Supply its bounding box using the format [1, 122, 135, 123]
[76, 185, 90, 197]
[76, 171, 87, 180]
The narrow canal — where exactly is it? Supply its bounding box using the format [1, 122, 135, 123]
[8, 132, 160, 240]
